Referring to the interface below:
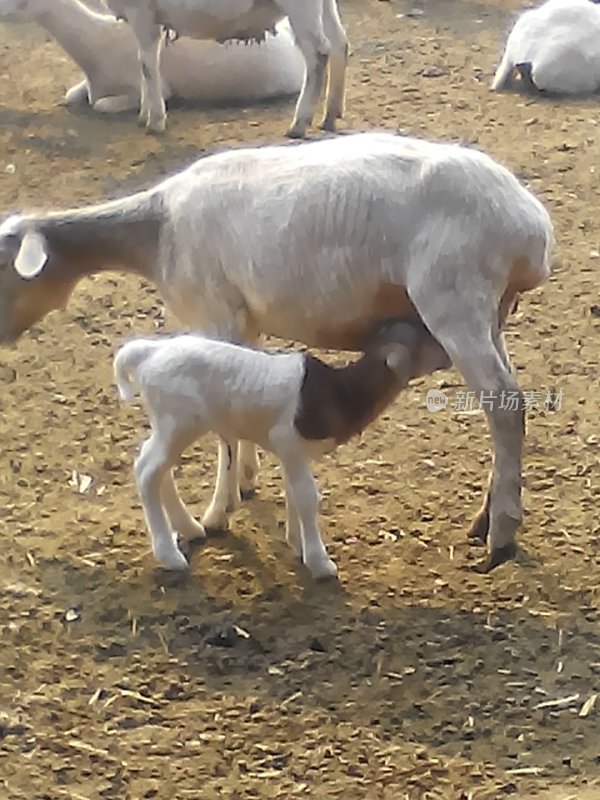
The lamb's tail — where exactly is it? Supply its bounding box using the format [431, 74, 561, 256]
[113, 338, 161, 403]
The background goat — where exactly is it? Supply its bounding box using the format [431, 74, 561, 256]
[0, 132, 554, 572]
[492, 0, 600, 95]
[101, 0, 348, 137]
[0, 0, 304, 112]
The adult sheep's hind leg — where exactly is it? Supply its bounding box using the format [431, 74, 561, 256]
[467, 322, 517, 546]
[127, 10, 165, 132]
[410, 289, 525, 572]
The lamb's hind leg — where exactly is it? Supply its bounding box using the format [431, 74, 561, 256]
[161, 469, 206, 543]
[202, 437, 240, 530]
[134, 434, 188, 570]
[410, 289, 524, 572]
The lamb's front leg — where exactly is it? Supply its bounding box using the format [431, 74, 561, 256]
[270, 428, 336, 579]
[282, 473, 302, 559]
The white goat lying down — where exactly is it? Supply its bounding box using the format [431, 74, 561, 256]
[0, 132, 554, 572]
[492, 0, 600, 95]
[114, 324, 446, 577]
[0, 0, 304, 112]
[101, 0, 348, 137]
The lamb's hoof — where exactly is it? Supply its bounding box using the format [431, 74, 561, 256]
[285, 530, 302, 560]
[240, 487, 256, 501]
[306, 556, 338, 581]
[201, 506, 229, 532]
[155, 547, 189, 571]
[177, 519, 206, 542]
[476, 542, 518, 574]
[286, 121, 308, 139]
[146, 123, 166, 136]
[319, 114, 338, 133]
[467, 508, 490, 544]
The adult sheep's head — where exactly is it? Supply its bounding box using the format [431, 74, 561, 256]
[0, 214, 69, 344]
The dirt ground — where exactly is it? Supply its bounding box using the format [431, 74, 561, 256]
[0, 0, 599, 798]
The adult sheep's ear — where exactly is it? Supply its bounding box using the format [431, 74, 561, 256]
[14, 230, 48, 279]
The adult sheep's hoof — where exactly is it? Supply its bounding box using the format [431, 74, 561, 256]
[476, 542, 518, 574]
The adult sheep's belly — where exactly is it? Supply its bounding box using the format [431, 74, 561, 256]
[253, 281, 420, 352]
[156, 2, 283, 43]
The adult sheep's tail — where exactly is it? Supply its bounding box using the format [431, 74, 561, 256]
[114, 338, 161, 402]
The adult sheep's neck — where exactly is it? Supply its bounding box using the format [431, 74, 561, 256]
[295, 354, 407, 446]
[33, 191, 163, 282]
[36, 0, 116, 75]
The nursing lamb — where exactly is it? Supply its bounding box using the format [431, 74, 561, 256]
[114, 324, 446, 577]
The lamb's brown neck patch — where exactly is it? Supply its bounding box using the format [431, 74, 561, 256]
[294, 353, 404, 445]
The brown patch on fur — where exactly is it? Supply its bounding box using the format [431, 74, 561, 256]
[312, 282, 418, 351]
[294, 350, 407, 445]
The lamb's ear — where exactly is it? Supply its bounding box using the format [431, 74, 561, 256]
[14, 230, 48, 279]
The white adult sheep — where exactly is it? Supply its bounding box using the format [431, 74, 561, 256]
[0, 132, 554, 572]
[114, 324, 446, 577]
[100, 0, 348, 137]
[492, 0, 600, 95]
[0, 0, 304, 113]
